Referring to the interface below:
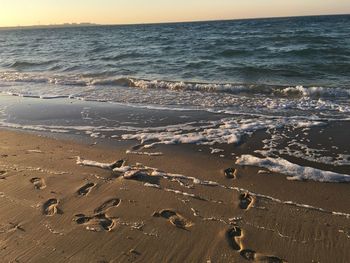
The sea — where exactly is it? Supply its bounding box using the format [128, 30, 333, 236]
[0, 15, 350, 181]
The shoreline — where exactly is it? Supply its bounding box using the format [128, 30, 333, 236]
[0, 128, 349, 262]
[1, 14, 350, 262]
[0, 94, 349, 262]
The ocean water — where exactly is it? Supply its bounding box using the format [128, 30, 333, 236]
[1, 15, 350, 180]
[0, 15, 349, 115]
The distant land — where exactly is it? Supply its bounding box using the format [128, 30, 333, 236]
[0, 14, 348, 30]
[0, 22, 99, 30]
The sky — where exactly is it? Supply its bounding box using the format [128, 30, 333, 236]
[1, 0, 349, 27]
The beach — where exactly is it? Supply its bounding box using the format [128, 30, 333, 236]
[1, 15, 350, 262]
[0, 96, 349, 262]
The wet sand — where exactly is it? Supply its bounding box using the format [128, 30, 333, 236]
[0, 127, 349, 262]
[0, 95, 350, 262]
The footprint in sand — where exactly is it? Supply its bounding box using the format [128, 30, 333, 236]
[240, 249, 285, 263]
[240, 249, 256, 261]
[239, 192, 255, 210]
[74, 213, 117, 232]
[94, 198, 121, 214]
[153, 209, 193, 229]
[43, 199, 60, 216]
[30, 177, 46, 190]
[226, 227, 285, 262]
[226, 226, 243, 251]
[224, 168, 237, 179]
[77, 182, 95, 196]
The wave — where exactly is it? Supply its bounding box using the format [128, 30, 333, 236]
[281, 47, 350, 57]
[100, 52, 145, 61]
[127, 79, 350, 99]
[9, 60, 59, 69]
[4, 92, 70, 99]
[89, 77, 134, 86]
[278, 86, 350, 98]
[0, 72, 350, 99]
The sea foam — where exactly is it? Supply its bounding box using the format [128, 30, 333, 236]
[236, 155, 350, 183]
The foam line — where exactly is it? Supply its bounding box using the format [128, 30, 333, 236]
[236, 154, 350, 183]
[76, 157, 121, 170]
[75, 157, 350, 218]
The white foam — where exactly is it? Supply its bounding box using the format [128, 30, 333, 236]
[281, 85, 350, 98]
[1, 71, 350, 98]
[256, 125, 350, 167]
[74, 157, 350, 218]
[76, 157, 119, 170]
[112, 166, 131, 173]
[236, 155, 350, 183]
[144, 183, 161, 189]
[126, 150, 163, 156]
[2, 72, 350, 119]
[164, 188, 202, 199]
[121, 117, 328, 149]
[151, 170, 218, 187]
[210, 148, 224, 154]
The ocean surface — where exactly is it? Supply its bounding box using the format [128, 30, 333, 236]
[0, 15, 350, 115]
[1, 15, 350, 180]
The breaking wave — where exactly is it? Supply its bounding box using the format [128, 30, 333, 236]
[0, 72, 349, 99]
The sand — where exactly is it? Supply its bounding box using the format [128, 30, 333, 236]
[0, 128, 349, 263]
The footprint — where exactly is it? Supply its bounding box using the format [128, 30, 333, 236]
[240, 249, 285, 263]
[77, 182, 95, 196]
[226, 226, 285, 262]
[74, 213, 117, 232]
[110, 160, 125, 169]
[94, 198, 121, 214]
[75, 214, 91, 224]
[43, 199, 60, 216]
[30, 177, 46, 190]
[224, 168, 237, 179]
[239, 192, 255, 210]
[240, 249, 256, 261]
[257, 255, 285, 263]
[153, 209, 193, 229]
[226, 226, 243, 251]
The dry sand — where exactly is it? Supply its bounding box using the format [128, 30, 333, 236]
[0, 129, 349, 262]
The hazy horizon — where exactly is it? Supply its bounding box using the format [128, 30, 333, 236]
[0, 13, 349, 29]
[1, 0, 350, 27]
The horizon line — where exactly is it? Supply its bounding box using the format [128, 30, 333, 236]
[0, 12, 349, 30]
